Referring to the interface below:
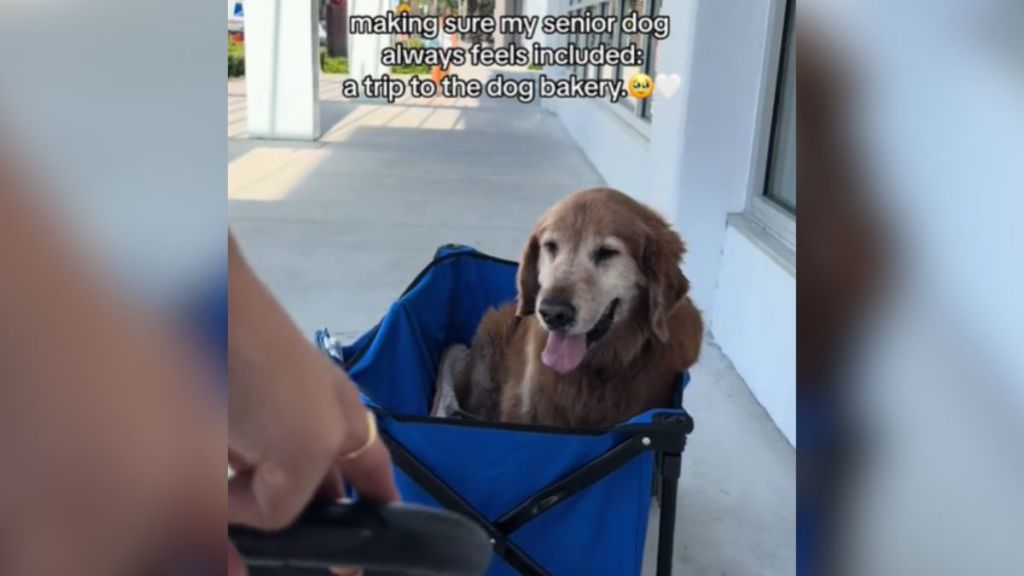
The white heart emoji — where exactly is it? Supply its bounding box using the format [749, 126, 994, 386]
[655, 73, 682, 99]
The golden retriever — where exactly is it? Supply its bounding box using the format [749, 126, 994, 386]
[445, 188, 703, 428]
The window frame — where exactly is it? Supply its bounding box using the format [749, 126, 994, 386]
[559, 0, 661, 127]
[641, 0, 663, 120]
[599, 0, 619, 83]
[746, 0, 796, 250]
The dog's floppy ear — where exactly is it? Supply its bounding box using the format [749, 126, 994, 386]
[516, 232, 541, 316]
[642, 224, 688, 342]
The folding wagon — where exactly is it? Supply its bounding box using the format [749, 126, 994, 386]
[315, 245, 695, 576]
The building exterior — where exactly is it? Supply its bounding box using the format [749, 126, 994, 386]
[541, 0, 797, 444]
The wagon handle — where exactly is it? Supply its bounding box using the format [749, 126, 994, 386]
[229, 500, 492, 575]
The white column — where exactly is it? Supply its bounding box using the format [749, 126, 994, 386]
[348, 0, 391, 80]
[245, 0, 321, 140]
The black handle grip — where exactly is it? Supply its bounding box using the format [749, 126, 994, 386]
[229, 501, 492, 576]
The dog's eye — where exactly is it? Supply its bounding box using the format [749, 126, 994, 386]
[593, 246, 619, 264]
[543, 240, 558, 255]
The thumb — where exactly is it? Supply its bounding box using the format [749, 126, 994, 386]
[228, 459, 319, 531]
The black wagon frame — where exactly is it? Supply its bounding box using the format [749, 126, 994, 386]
[328, 246, 695, 576]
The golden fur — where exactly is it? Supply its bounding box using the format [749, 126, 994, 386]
[454, 188, 703, 428]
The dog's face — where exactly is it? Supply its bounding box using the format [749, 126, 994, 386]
[534, 229, 639, 340]
[517, 188, 689, 374]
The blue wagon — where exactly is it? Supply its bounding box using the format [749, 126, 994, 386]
[315, 245, 694, 576]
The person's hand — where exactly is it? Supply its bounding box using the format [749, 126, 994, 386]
[227, 234, 398, 576]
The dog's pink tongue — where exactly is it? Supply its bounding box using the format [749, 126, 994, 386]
[542, 332, 587, 375]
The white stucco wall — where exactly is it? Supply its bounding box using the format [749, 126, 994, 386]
[714, 223, 796, 444]
[672, 0, 796, 445]
[552, 100, 654, 195]
[671, 0, 779, 312]
[645, 0, 699, 221]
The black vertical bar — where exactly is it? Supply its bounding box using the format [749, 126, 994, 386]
[656, 453, 681, 576]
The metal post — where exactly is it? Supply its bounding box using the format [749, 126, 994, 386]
[326, 1, 348, 58]
[656, 452, 681, 576]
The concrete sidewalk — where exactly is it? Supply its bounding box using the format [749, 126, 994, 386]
[229, 73, 795, 576]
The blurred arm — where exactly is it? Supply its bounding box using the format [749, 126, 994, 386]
[0, 151, 224, 576]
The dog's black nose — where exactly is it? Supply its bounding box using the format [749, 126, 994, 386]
[539, 299, 576, 330]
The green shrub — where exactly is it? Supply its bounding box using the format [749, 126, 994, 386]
[228, 55, 245, 77]
[228, 38, 245, 77]
[401, 37, 425, 49]
[390, 39, 431, 74]
[390, 64, 431, 75]
[320, 48, 349, 74]
[228, 51, 245, 77]
[228, 43, 351, 77]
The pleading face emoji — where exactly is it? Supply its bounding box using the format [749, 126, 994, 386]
[627, 74, 654, 100]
